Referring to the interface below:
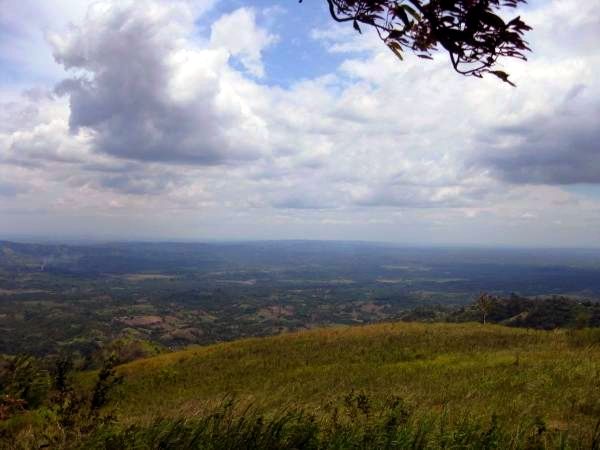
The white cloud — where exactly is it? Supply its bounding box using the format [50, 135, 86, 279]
[48, 1, 270, 165]
[210, 7, 277, 78]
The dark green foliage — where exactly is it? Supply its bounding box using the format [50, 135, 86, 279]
[0, 354, 124, 449]
[0, 355, 48, 418]
[90, 354, 123, 413]
[449, 294, 600, 330]
[52, 356, 73, 394]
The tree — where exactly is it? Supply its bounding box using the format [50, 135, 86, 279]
[307, 0, 531, 85]
[476, 292, 495, 324]
[90, 354, 123, 413]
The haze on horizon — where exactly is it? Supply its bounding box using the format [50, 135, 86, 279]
[1, 0, 599, 247]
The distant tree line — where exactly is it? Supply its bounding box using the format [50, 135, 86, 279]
[401, 293, 600, 330]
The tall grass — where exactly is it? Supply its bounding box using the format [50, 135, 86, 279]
[113, 323, 600, 437]
[2, 322, 599, 449]
[70, 396, 600, 449]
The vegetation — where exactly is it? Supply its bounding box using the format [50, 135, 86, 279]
[315, 0, 531, 84]
[2, 241, 600, 358]
[33, 398, 600, 449]
[1, 322, 599, 448]
[2, 241, 600, 447]
[446, 294, 600, 329]
[0, 353, 122, 448]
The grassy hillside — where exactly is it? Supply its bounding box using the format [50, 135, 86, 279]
[3, 322, 600, 448]
[111, 323, 600, 433]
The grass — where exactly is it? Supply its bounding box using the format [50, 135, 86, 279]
[79, 398, 595, 449]
[109, 322, 600, 441]
[3, 322, 599, 448]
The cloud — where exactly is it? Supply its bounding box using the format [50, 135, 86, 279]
[311, 23, 378, 54]
[9, 119, 87, 165]
[0, 181, 28, 197]
[472, 91, 600, 185]
[268, 186, 344, 210]
[270, 195, 335, 210]
[350, 171, 492, 209]
[210, 8, 277, 78]
[50, 0, 269, 165]
[97, 173, 176, 195]
[1, 90, 91, 167]
[0, 88, 58, 135]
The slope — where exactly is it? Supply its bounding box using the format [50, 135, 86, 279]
[111, 322, 600, 435]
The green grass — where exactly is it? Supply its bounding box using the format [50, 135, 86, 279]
[78, 398, 593, 449]
[3, 322, 600, 448]
[110, 322, 600, 440]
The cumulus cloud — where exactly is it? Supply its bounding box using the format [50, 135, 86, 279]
[49, 0, 269, 165]
[1, 90, 91, 167]
[9, 120, 88, 165]
[210, 8, 276, 78]
[472, 88, 600, 185]
[0, 100, 41, 134]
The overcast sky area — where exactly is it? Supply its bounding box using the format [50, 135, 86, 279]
[0, 0, 599, 246]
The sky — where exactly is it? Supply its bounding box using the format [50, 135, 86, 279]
[0, 0, 599, 246]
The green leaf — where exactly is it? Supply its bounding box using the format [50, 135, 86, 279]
[490, 70, 516, 86]
[387, 41, 403, 60]
[396, 7, 411, 27]
[402, 4, 420, 19]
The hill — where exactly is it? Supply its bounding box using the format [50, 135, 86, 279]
[2, 321, 600, 448]
[110, 322, 600, 444]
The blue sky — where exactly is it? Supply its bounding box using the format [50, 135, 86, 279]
[0, 0, 599, 246]
[210, 1, 339, 82]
